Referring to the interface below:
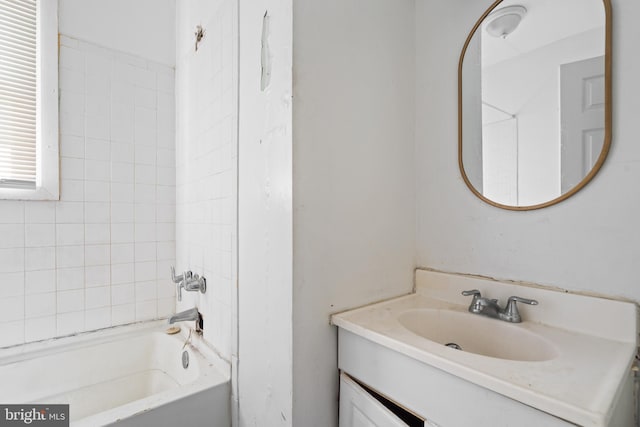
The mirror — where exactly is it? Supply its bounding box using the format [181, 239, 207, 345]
[459, 0, 611, 210]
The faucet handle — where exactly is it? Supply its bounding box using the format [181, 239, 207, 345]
[462, 289, 482, 298]
[171, 266, 192, 284]
[504, 296, 538, 323]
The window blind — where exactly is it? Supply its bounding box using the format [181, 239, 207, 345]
[0, 0, 37, 188]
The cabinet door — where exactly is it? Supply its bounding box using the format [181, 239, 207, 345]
[339, 373, 411, 427]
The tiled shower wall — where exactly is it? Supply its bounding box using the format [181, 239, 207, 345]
[0, 36, 176, 347]
[175, 0, 237, 360]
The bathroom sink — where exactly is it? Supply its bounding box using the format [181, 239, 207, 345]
[397, 309, 558, 361]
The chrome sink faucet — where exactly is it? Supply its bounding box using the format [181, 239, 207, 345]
[462, 289, 538, 323]
[171, 266, 207, 301]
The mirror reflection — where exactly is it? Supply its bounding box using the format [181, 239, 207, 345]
[460, 0, 609, 209]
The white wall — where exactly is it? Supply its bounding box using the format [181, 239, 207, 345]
[416, 0, 640, 302]
[0, 35, 176, 347]
[238, 0, 294, 425]
[292, 0, 416, 425]
[58, 0, 176, 67]
[175, 0, 237, 360]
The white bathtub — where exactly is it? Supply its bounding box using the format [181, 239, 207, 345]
[0, 321, 230, 426]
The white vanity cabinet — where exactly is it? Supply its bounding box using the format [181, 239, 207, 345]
[337, 329, 579, 427]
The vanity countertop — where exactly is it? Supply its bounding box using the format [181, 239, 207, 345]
[331, 270, 638, 427]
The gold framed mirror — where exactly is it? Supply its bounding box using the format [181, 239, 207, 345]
[458, 0, 612, 210]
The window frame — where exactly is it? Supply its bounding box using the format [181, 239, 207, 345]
[0, 0, 59, 200]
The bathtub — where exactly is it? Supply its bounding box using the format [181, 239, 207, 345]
[0, 321, 230, 426]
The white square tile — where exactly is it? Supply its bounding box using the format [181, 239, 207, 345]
[135, 300, 156, 321]
[112, 62, 136, 84]
[111, 263, 134, 285]
[135, 184, 156, 204]
[86, 114, 110, 140]
[24, 247, 54, 271]
[135, 281, 156, 302]
[56, 245, 84, 268]
[86, 286, 110, 309]
[135, 242, 156, 262]
[85, 160, 111, 182]
[56, 224, 84, 246]
[157, 149, 174, 168]
[157, 72, 174, 93]
[156, 241, 175, 261]
[85, 244, 110, 266]
[85, 307, 111, 330]
[111, 162, 135, 184]
[111, 223, 134, 243]
[0, 202, 24, 223]
[156, 186, 175, 204]
[85, 202, 110, 223]
[111, 183, 134, 203]
[166, 205, 178, 227]
[135, 89, 156, 110]
[56, 267, 84, 291]
[86, 94, 110, 117]
[25, 224, 55, 247]
[61, 133, 85, 159]
[135, 204, 155, 223]
[156, 167, 175, 186]
[61, 180, 85, 202]
[111, 203, 134, 223]
[134, 223, 156, 242]
[85, 265, 110, 287]
[59, 68, 85, 95]
[0, 320, 24, 347]
[86, 74, 109, 98]
[60, 90, 85, 115]
[134, 68, 156, 89]
[57, 290, 84, 313]
[56, 202, 84, 223]
[25, 316, 56, 342]
[134, 126, 157, 148]
[111, 304, 135, 326]
[85, 181, 110, 202]
[0, 224, 24, 248]
[135, 261, 156, 282]
[61, 157, 84, 180]
[25, 270, 55, 295]
[57, 311, 85, 335]
[111, 142, 134, 163]
[86, 51, 111, 77]
[157, 280, 175, 298]
[157, 223, 175, 242]
[25, 292, 56, 318]
[85, 223, 110, 245]
[85, 138, 111, 160]
[25, 202, 56, 224]
[111, 243, 134, 264]
[0, 295, 24, 322]
[60, 46, 84, 71]
[0, 272, 25, 297]
[157, 129, 174, 149]
[111, 283, 134, 305]
[135, 164, 156, 184]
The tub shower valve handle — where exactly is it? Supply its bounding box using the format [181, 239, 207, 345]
[171, 266, 192, 284]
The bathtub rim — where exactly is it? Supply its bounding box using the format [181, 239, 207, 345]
[0, 320, 231, 427]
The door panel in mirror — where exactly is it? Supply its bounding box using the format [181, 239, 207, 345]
[458, 0, 611, 210]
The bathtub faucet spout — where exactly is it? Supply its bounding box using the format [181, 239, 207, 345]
[169, 308, 203, 333]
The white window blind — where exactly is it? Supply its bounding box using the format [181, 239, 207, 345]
[0, 0, 37, 189]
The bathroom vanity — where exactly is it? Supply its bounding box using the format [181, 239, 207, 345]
[332, 270, 638, 427]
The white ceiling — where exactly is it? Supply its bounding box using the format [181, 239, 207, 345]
[480, 0, 605, 66]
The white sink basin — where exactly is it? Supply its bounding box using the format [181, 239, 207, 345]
[398, 309, 558, 361]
